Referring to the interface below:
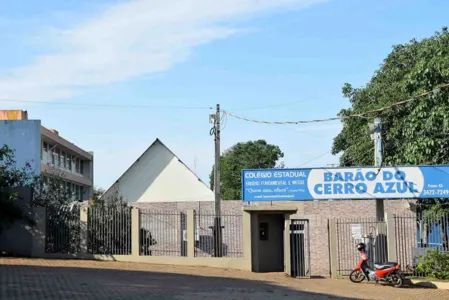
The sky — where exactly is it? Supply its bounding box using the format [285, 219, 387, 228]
[1, 0, 449, 190]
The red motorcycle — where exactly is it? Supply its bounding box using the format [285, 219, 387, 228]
[349, 242, 404, 288]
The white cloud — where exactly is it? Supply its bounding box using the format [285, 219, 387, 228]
[0, 0, 327, 102]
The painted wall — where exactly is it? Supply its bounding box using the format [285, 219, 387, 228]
[0, 120, 41, 175]
[104, 141, 213, 202]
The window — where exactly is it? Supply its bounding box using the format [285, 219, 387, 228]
[80, 160, 84, 174]
[75, 185, 80, 200]
[75, 158, 80, 173]
[66, 181, 71, 196]
[42, 142, 48, 161]
[70, 155, 75, 171]
[61, 151, 66, 169]
[50, 145, 55, 165]
[56, 148, 61, 167]
[259, 223, 269, 240]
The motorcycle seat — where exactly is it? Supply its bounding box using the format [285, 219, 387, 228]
[374, 262, 397, 270]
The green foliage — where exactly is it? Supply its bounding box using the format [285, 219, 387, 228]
[92, 187, 105, 201]
[332, 27, 449, 211]
[210, 140, 284, 200]
[0, 145, 34, 233]
[88, 190, 156, 255]
[1, 144, 73, 235]
[0, 191, 33, 234]
[416, 249, 449, 280]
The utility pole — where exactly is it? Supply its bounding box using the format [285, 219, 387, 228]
[370, 117, 384, 220]
[210, 104, 223, 257]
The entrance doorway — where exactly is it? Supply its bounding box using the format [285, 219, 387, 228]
[255, 214, 285, 272]
[290, 219, 311, 278]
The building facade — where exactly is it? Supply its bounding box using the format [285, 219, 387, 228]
[0, 110, 93, 201]
[102, 138, 213, 203]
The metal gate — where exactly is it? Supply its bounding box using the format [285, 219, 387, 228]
[335, 218, 388, 277]
[290, 219, 311, 278]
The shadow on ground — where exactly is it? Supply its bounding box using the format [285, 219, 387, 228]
[0, 262, 357, 300]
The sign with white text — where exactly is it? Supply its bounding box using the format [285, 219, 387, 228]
[241, 166, 449, 201]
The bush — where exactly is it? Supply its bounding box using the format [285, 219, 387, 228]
[416, 249, 449, 280]
[0, 191, 34, 234]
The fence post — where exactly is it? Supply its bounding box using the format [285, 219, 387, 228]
[131, 207, 140, 257]
[31, 207, 46, 257]
[80, 207, 88, 256]
[284, 214, 291, 276]
[385, 212, 397, 262]
[242, 211, 251, 264]
[328, 219, 338, 278]
[187, 209, 195, 258]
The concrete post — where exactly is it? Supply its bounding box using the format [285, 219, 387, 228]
[328, 219, 338, 278]
[385, 212, 397, 262]
[131, 207, 140, 257]
[187, 209, 195, 258]
[31, 207, 46, 257]
[80, 206, 88, 256]
[242, 211, 252, 264]
[284, 214, 291, 276]
[251, 213, 259, 272]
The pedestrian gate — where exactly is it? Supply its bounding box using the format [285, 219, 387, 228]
[290, 219, 311, 278]
[335, 218, 388, 277]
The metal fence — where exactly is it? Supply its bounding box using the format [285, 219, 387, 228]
[394, 212, 449, 278]
[139, 210, 186, 256]
[335, 218, 387, 277]
[87, 205, 132, 255]
[194, 211, 243, 258]
[45, 206, 81, 254]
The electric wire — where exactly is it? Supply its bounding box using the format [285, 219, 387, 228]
[223, 83, 449, 125]
[0, 98, 214, 110]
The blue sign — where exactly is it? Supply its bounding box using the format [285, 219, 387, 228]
[241, 166, 449, 201]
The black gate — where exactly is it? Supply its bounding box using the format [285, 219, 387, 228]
[335, 218, 387, 277]
[290, 219, 311, 278]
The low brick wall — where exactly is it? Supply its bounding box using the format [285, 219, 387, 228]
[133, 199, 415, 276]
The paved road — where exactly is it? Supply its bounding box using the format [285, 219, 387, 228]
[0, 258, 448, 299]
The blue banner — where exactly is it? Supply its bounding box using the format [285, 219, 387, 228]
[241, 166, 449, 201]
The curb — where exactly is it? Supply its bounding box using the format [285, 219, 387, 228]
[411, 279, 449, 290]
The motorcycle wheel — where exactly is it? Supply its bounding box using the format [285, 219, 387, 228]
[391, 273, 403, 288]
[349, 270, 365, 283]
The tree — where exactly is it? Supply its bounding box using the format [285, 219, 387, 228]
[93, 187, 105, 200]
[210, 140, 284, 200]
[0, 145, 34, 234]
[332, 27, 449, 248]
[1, 144, 74, 236]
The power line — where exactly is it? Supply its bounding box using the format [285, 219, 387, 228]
[228, 100, 310, 111]
[224, 83, 449, 125]
[0, 98, 213, 110]
[295, 151, 331, 168]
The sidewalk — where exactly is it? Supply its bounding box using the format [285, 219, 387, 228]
[0, 258, 447, 299]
